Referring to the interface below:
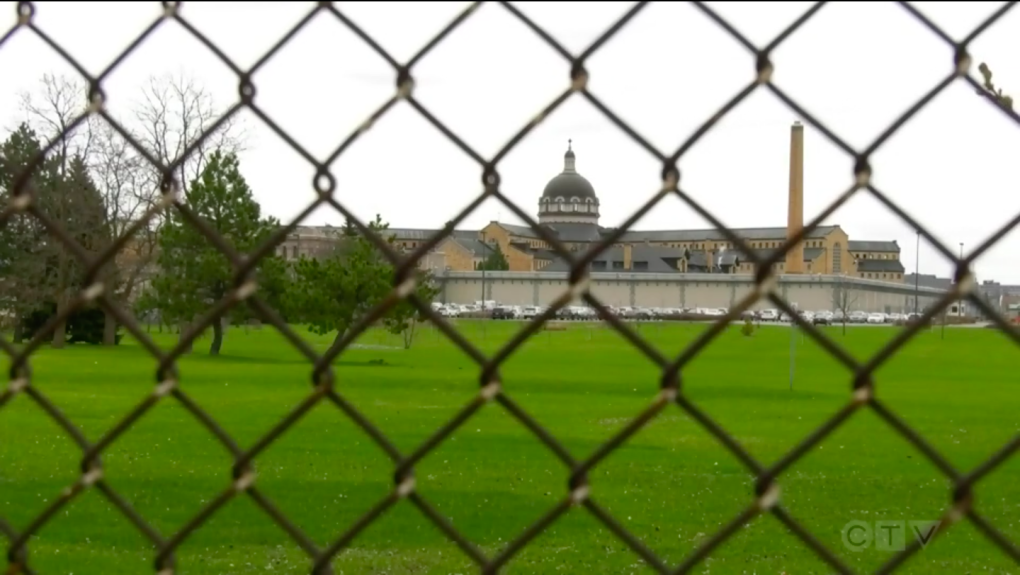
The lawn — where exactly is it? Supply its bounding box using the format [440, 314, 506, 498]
[1, 319, 1017, 574]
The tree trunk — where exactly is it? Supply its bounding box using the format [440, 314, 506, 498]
[403, 322, 416, 349]
[12, 317, 23, 344]
[102, 310, 118, 345]
[51, 295, 67, 349]
[326, 328, 348, 357]
[178, 321, 193, 354]
[209, 318, 224, 356]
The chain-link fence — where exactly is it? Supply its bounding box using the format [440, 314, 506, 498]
[2, 1, 1020, 573]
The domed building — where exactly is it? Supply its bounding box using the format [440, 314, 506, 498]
[284, 129, 906, 284]
[538, 141, 600, 226]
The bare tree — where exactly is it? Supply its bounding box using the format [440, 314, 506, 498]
[131, 71, 247, 342]
[833, 275, 858, 336]
[133, 71, 246, 195]
[16, 72, 244, 345]
[16, 73, 95, 177]
[16, 75, 106, 347]
[88, 119, 162, 344]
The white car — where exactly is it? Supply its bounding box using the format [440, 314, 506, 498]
[866, 313, 885, 324]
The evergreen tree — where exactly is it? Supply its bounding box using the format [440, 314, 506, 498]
[0, 124, 49, 341]
[288, 215, 438, 353]
[0, 124, 107, 346]
[477, 241, 509, 271]
[151, 150, 282, 355]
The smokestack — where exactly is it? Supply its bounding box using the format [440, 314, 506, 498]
[785, 121, 805, 274]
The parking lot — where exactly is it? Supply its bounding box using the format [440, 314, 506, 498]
[430, 301, 945, 326]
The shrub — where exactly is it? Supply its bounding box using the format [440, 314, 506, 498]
[741, 318, 755, 337]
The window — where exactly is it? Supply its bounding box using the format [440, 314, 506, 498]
[592, 261, 607, 270]
[612, 261, 625, 270]
[291, 246, 298, 258]
[633, 261, 649, 270]
[833, 242, 842, 273]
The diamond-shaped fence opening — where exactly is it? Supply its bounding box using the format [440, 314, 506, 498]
[2, 2, 1020, 574]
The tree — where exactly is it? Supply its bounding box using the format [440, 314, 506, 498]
[977, 63, 1013, 111]
[833, 275, 858, 336]
[476, 242, 509, 271]
[0, 115, 107, 348]
[17, 73, 96, 177]
[287, 215, 393, 352]
[88, 118, 161, 345]
[133, 71, 246, 196]
[151, 150, 280, 355]
[287, 215, 436, 353]
[18, 74, 165, 345]
[383, 270, 441, 349]
[16, 75, 102, 345]
[39, 154, 109, 348]
[0, 124, 50, 342]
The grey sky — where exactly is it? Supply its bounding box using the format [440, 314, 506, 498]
[2, 2, 1019, 281]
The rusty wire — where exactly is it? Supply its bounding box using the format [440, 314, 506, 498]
[2, 1, 1020, 574]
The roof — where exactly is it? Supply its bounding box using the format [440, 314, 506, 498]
[732, 246, 824, 263]
[904, 273, 952, 289]
[450, 237, 493, 257]
[541, 145, 597, 200]
[612, 225, 841, 243]
[857, 259, 905, 273]
[536, 241, 835, 273]
[542, 245, 684, 273]
[542, 222, 602, 242]
[485, 223, 534, 240]
[848, 240, 899, 253]
[292, 225, 480, 243]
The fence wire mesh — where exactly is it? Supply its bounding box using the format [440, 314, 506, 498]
[1, 1, 1019, 573]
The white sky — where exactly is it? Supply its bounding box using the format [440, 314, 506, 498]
[2, 2, 1019, 281]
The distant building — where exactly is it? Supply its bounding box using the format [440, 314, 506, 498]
[279, 125, 905, 282]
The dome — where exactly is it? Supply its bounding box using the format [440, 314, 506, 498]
[541, 142, 597, 200]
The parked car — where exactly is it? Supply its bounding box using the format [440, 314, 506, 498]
[492, 306, 516, 320]
[813, 311, 833, 325]
[848, 311, 869, 323]
[866, 313, 885, 324]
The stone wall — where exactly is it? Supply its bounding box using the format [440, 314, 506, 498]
[436, 272, 946, 314]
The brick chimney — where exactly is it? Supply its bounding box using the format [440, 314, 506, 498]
[785, 121, 805, 274]
[623, 244, 632, 270]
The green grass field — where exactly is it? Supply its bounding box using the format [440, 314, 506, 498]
[1, 320, 1017, 574]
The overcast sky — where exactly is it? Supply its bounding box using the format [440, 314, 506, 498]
[2, 2, 1019, 282]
